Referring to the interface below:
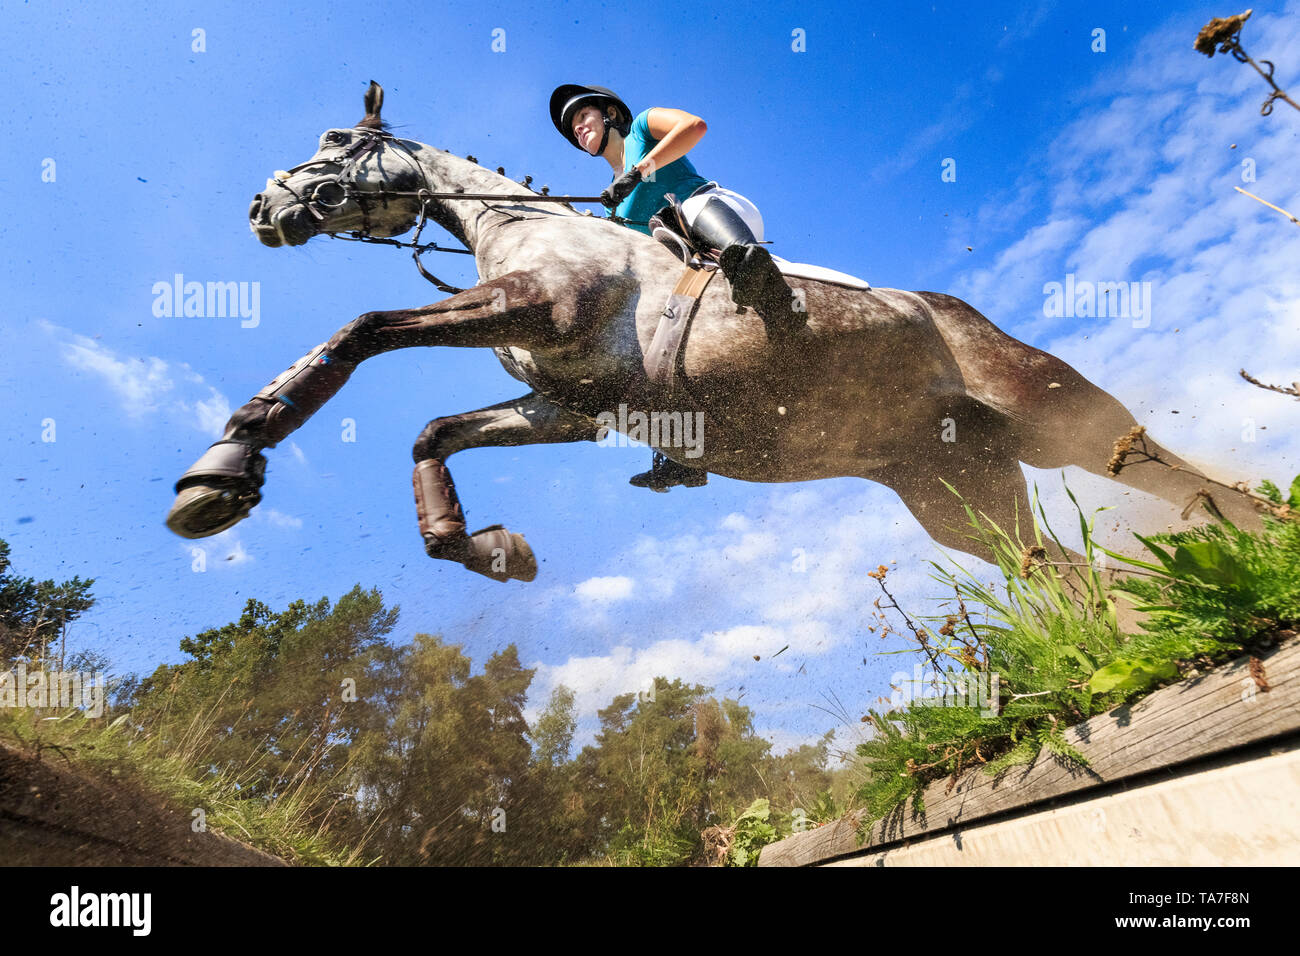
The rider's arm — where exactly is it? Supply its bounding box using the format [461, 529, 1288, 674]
[633, 107, 707, 176]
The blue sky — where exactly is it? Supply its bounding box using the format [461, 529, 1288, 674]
[3, 0, 1299, 757]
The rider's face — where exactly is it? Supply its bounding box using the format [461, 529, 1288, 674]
[571, 105, 610, 156]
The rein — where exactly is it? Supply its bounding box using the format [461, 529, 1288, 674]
[269, 127, 613, 293]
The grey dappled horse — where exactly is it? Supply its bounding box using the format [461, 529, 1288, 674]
[166, 83, 1263, 583]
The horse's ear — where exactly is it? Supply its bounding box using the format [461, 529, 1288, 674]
[359, 80, 384, 129]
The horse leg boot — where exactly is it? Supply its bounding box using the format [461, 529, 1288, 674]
[413, 459, 537, 583]
[166, 343, 355, 538]
[687, 196, 799, 322]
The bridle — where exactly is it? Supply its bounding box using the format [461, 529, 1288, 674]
[268, 126, 472, 292]
[267, 127, 609, 294]
[271, 127, 419, 228]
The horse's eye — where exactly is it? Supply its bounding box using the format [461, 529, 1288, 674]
[326, 131, 346, 144]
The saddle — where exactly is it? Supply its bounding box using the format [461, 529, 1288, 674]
[650, 188, 875, 289]
[641, 194, 873, 385]
[648, 192, 714, 270]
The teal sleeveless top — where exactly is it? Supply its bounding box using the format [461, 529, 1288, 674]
[611, 109, 710, 235]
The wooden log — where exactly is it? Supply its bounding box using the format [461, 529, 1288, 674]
[759, 636, 1300, 866]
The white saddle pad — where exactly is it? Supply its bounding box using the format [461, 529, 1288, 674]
[770, 255, 871, 290]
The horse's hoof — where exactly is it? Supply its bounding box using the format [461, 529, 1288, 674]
[166, 482, 261, 539]
[466, 525, 537, 583]
[166, 441, 267, 538]
[427, 524, 536, 582]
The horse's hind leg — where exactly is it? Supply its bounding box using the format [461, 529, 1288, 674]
[411, 392, 600, 583]
[1009, 363, 1265, 531]
[872, 434, 1050, 571]
[877, 448, 1160, 634]
[871, 397, 1072, 561]
[922, 294, 1264, 531]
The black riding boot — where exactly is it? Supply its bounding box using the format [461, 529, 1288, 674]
[688, 196, 795, 312]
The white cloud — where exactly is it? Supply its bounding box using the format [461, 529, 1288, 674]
[262, 509, 303, 530]
[533, 627, 777, 723]
[192, 389, 232, 437]
[703, 624, 784, 659]
[721, 531, 779, 564]
[60, 337, 174, 415]
[44, 321, 233, 437]
[530, 482, 959, 736]
[574, 575, 636, 602]
[718, 512, 749, 532]
[950, 4, 1300, 504]
[180, 527, 252, 569]
[958, 216, 1088, 322]
[223, 538, 252, 566]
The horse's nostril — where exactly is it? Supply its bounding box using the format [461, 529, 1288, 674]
[249, 195, 265, 222]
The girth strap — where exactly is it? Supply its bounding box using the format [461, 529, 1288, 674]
[644, 265, 717, 386]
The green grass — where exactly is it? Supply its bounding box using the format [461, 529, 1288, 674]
[851, 472, 1300, 839]
[0, 704, 371, 866]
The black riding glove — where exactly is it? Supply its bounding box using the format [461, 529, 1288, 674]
[601, 168, 643, 209]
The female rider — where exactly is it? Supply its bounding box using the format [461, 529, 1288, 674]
[549, 84, 792, 490]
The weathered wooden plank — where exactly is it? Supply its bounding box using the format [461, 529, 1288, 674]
[759, 636, 1300, 866]
[826, 743, 1300, 866]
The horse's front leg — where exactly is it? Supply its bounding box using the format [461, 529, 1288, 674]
[165, 270, 613, 539]
[410, 392, 602, 583]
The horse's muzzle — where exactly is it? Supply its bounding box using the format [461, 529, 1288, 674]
[248, 192, 316, 247]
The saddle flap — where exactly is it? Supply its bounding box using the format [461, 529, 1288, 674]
[643, 265, 718, 386]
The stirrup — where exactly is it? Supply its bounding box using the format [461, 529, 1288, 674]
[629, 452, 708, 492]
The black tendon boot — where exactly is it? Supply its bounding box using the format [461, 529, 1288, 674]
[688, 196, 797, 315]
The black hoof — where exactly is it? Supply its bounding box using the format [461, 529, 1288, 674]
[166, 441, 267, 538]
[166, 481, 262, 539]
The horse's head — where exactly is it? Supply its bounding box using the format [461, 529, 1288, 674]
[248, 81, 427, 247]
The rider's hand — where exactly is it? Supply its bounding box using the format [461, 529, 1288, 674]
[601, 168, 643, 209]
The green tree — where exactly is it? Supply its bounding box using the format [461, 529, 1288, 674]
[0, 538, 95, 665]
[510, 684, 590, 864]
[570, 679, 712, 864]
[345, 634, 543, 865]
[129, 586, 398, 837]
[530, 684, 576, 767]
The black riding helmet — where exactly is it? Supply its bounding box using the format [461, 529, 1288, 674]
[550, 84, 633, 154]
